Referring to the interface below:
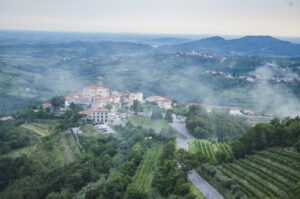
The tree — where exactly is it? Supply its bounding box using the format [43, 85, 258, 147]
[194, 127, 209, 139]
[124, 184, 146, 199]
[132, 100, 142, 113]
[151, 108, 163, 120]
[104, 104, 112, 110]
[215, 151, 226, 163]
[177, 149, 197, 173]
[153, 142, 191, 197]
[165, 111, 173, 123]
[50, 96, 65, 109]
[45, 190, 71, 199]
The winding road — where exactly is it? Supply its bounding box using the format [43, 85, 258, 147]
[170, 122, 194, 150]
[188, 170, 224, 199]
[170, 121, 223, 199]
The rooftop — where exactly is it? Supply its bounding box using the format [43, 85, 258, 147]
[92, 108, 110, 112]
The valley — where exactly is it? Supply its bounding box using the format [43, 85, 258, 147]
[0, 31, 300, 199]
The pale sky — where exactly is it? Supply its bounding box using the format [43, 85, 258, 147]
[0, 0, 300, 37]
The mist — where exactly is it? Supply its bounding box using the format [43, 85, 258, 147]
[249, 64, 300, 117]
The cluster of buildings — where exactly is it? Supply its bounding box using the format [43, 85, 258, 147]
[64, 77, 174, 123]
[186, 103, 255, 116]
[65, 77, 143, 110]
[206, 70, 300, 83]
[64, 77, 143, 123]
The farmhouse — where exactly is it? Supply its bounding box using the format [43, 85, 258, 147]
[0, 116, 15, 122]
[244, 109, 255, 115]
[186, 102, 199, 108]
[43, 103, 53, 111]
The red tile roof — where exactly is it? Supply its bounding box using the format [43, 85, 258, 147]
[92, 108, 110, 112]
[84, 85, 108, 89]
[84, 85, 100, 89]
[187, 102, 198, 107]
[43, 103, 52, 109]
[162, 98, 172, 102]
[78, 111, 90, 115]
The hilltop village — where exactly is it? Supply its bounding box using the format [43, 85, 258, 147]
[64, 77, 173, 123]
[4, 76, 259, 126]
[1, 77, 259, 126]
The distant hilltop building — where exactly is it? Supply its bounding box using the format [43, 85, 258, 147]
[65, 77, 143, 122]
[146, 96, 173, 109]
[186, 102, 254, 116]
[42, 103, 53, 111]
[0, 116, 15, 122]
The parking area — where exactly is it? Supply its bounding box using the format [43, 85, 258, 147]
[94, 123, 116, 134]
[109, 112, 129, 125]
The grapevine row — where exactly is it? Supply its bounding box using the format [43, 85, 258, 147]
[206, 143, 217, 163]
[257, 151, 300, 170]
[246, 156, 300, 183]
[220, 167, 262, 199]
[202, 142, 209, 158]
[234, 159, 289, 192]
[215, 143, 224, 153]
[267, 148, 300, 162]
[223, 163, 282, 198]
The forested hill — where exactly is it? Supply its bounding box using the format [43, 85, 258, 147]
[158, 36, 300, 56]
[1, 32, 300, 56]
[0, 41, 154, 55]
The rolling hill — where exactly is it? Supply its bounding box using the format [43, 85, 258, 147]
[159, 36, 300, 56]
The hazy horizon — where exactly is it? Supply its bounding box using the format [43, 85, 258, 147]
[1, 29, 300, 44]
[1, 0, 300, 38]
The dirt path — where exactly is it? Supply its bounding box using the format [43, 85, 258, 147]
[21, 124, 46, 136]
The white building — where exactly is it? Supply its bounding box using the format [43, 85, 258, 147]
[89, 108, 110, 123]
[146, 96, 173, 109]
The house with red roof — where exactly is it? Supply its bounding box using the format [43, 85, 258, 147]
[43, 103, 53, 111]
[90, 108, 110, 123]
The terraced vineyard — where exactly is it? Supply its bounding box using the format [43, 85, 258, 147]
[132, 143, 163, 192]
[220, 148, 300, 199]
[189, 140, 232, 163]
[215, 142, 232, 156]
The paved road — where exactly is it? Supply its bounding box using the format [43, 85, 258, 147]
[170, 122, 194, 140]
[170, 122, 195, 150]
[175, 137, 189, 150]
[188, 170, 224, 199]
[171, 122, 224, 199]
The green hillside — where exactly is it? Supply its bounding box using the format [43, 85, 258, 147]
[219, 148, 300, 199]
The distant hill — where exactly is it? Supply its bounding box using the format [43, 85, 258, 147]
[158, 36, 300, 56]
[140, 37, 191, 46]
[0, 41, 154, 56]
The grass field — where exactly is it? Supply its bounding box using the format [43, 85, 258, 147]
[129, 116, 170, 129]
[189, 182, 206, 199]
[219, 148, 300, 199]
[8, 130, 84, 167]
[132, 143, 163, 192]
[20, 119, 60, 136]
